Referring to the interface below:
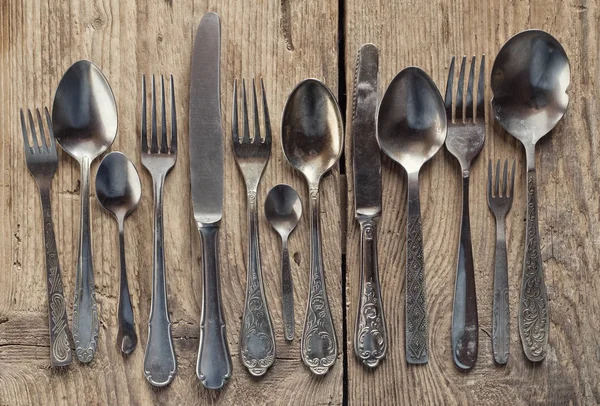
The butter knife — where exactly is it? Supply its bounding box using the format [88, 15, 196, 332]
[190, 12, 232, 390]
[351, 44, 387, 367]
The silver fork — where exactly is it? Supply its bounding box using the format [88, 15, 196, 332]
[232, 78, 276, 376]
[19, 107, 73, 366]
[445, 55, 486, 370]
[140, 75, 177, 386]
[487, 158, 515, 365]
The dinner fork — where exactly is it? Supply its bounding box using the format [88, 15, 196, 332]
[487, 159, 515, 365]
[444, 55, 486, 370]
[19, 107, 72, 367]
[141, 75, 177, 386]
[232, 78, 276, 376]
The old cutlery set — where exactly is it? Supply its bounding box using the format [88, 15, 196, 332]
[19, 9, 569, 390]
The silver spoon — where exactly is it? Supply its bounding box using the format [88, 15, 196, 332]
[282, 79, 343, 374]
[265, 184, 302, 341]
[491, 29, 570, 362]
[53, 60, 118, 363]
[96, 152, 141, 355]
[377, 67, 447, 364]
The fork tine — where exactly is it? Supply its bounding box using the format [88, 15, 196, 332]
[27, 109, 41, 152]
[170, 74, 177, 154]
[487, 159, 492, 201]
[44, 107, 56, 151]
[476, 55, 485, 119]
[261, 77, 272, 145]
[444, 56, 455, 119]
[141, 75, 148, 153]
[160, 75, 168, 153]
[456, 56, 466, 122]
[252, 78, 261, 145]
[502, 158, 508, 197]
[241, 79, 250, 143]
[19, 109, 32, 155]
[35, 108, 48, 151]
[151, 75, 159, 153]
[465, 56, 475, 119]
[510, 159, 516, 197]
[495, 159, 500, 197]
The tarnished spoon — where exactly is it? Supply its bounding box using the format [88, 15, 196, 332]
[53, 60, 118, 363]
[265, 184, 302, 341]
[96, 152, 141, 355]
[377, 67, 447, 364]
[282, 79, 343, 375]
[491, 29, 570, 362]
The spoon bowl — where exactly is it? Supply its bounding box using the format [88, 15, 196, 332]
[282, 79, 343, 183]
[96, 152, 142, 220]
[377, 67, 447, 173]
[53, 60, 118, 161]
[491, 30, 570, 146]
[265, 184, 302, 238]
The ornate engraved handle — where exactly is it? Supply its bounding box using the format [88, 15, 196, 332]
[519, 169, 548, 362]
[240, 191, 275, 376]
[405, 171, 428, 364]
[72, 158, 99, 363]
[354, 218, 387, 367]
[301, 185, 337, 375]
[451, 175, 479, 370]
[196, 225, 232, 389]
[492, 217, 510, 365]
[40, 187, 72, 366]
[281, 238, 295, 341]
[144, 175, 176, 386]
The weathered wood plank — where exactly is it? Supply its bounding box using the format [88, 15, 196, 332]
[345, 0, 600, 404]
[0, 0, 342, 404]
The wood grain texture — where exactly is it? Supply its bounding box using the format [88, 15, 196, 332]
[0, 0, 342, 404]
[345, 0, 600, 405]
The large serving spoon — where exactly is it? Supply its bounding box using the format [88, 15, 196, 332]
[96, 152, 141, 355]
[491, 29, 570, 362]
[265, 184, 302, 341]
[53, 60, 118, 363]
[377, 67, 447, 364]
[282, 79, 343, 374]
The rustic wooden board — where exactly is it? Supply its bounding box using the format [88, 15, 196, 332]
[0, 0, 343, 404]
[344, 0, 600, 404]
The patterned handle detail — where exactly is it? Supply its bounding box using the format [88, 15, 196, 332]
[40, 188, 72, 366]
[240, 191, 276, 376]
[519, 170, 548, 362]
[354, 219, 387, 367]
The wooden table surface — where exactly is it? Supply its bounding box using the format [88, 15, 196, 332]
[1, 0, 598, 404]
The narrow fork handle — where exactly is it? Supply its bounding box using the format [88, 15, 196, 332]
[144, 175, 176, 386]
[72, 158, 99, 363]
[354, 217, 387, 367]
[492, 218, 510, 364]
[240, 191, 276, 376]
[519, 169, 548, 362]
[196, 224, 232, 389]
[301, 185, 337, 375]
[405, 172, 428, 364]
[39, 186, 72, 366]
[451, 175, 479, 370]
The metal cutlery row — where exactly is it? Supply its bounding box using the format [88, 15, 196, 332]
[19, 12, 569, 390]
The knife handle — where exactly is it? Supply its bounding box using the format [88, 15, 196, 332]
[197, 224, 232, 389]
[519, 169, 548, 362]
[301, 186, 337, 375]
[354, 217, 387, 367]
[405, 171, 428, 364]
[451, 174, 479, 370]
